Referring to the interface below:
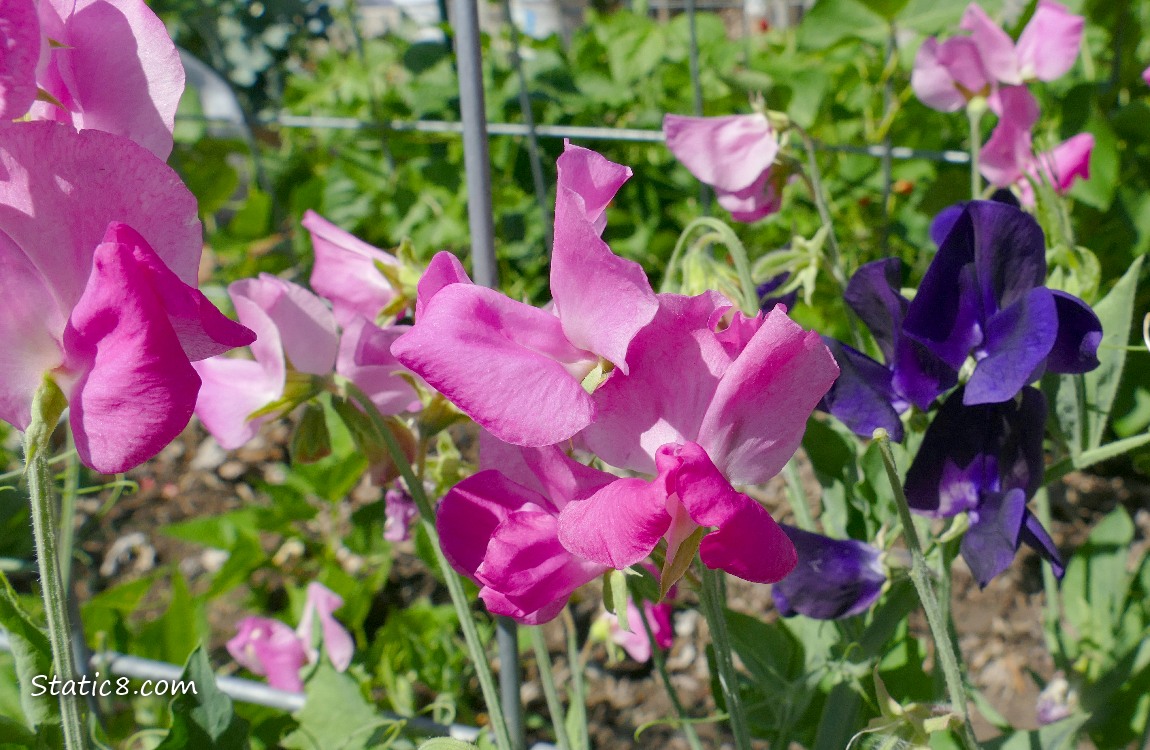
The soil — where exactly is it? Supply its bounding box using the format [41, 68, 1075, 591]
[48, 419, 1150, 749]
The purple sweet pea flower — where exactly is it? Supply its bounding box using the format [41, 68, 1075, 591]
[818, 259, 957, 441]
[757, 272, 798, 312]
[772, 525, 886, 620]
[383, 486, 417, 542]
[904, 385, 1064, 587]
[904, 200, 1102, 405]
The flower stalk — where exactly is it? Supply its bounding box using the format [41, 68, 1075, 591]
[698, 565, 752, 750]
[874, 429, 979, 750]
[529, 627, 572, 750]
[25, 382, 87, 750]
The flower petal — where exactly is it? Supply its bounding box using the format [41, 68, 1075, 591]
[336, 317, 421, 415]
[0, 0, 40, 120]
[32, 0, 184, 159]
[911, 37, 969, 112]
[551, 144, 658, 371]
[961, 488, 1027, 587]
[231, 275, 339, 377]
[1034, 132, 1093, 193]
[663, 113, 779, 194]
[772, 525, 886, 619]
[391, 283, 596, 446]
[557, 474, 673, 570]
[1045, 290, 1102, 374]
[965, 286, 1057, 404]
[1015, 0, 1083, 82]
[297, 582, 354, 672]
[303, 210, 400, 326]
[819, 337, 905, 441]
[64, 237, 201, 473]
[227, 617, 308, 692]
[980, 120, 1032, 187]
[1019, 509, 1065, 579]
[844, 258, 907, 361]
[438, 470, 548, 576]
[415, 251, 471, 319]
[960, 3, 1020, 85]
[192, 357, 281, 450]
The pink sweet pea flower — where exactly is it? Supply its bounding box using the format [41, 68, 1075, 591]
[0, 123, 253, 473]
[557, 294, 839, 586]
[663, 113, 783, 222]
[980, 124, 1093, 205]
[24, 0, 184, 159]
[608, 598, 674, 663]
[392, 144, 658, 447]
[912, 36, 993, 112]
[193, 275, 340, 449]
[227, 617, 309, 692]
[227, 582, 354, 692]
[1143, 65, 1150, 87]
[962, 1, 1083, 86]
[0, 0, 42, 121]
[303, 210, 401, 327]
[436, 434, 613, 624]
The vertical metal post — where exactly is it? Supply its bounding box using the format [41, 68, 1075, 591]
[453, 0, 499, 288]
[685, 0, 711, 214]
[452, 3, 522, 748]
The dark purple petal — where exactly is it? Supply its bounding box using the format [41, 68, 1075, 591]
[964, 287, 1058, 405]
[905, 217, 983, 368]
[1046, 290, 1102, 374]
[961, 488, 1027, 587]
[757, 273, 798, 312]
[929, 191, 1020, 247]
[890, 338, 958, 411]
[904, 385, 1046, 516]
[844, 258, 906, 362]
[1019, 510, 1065, 580]
[967, 200, 1047, 313]
[818, 337, 905, 441]
[772, 525, 886, 619]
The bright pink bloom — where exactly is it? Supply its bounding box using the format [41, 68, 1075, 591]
[436, 435, 613, 624]
[912, 36, 993, 111]
[608, 598, 674, 663]
[193, 275, 339, 449]
[0, 123, 253, 472]
[962, 1, 1083, 86]
[1143, 65, 1150, 87]
[0, 0, 42, 120]
[303, 210, 401, 327]
[557, 294, 839, 585]
[663, 113, 783, 222]
[227, 582, 354, 692]
[24, 0, 184, 159]
[980, 124, 1093, 205]
[296, 582, 354, 672]
[227, 617, 309, 692]
[392, 144, 658, 447]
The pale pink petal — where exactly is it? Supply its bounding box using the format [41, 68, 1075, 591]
[297, 582, 354, 672]
[336, 317, 420, 415]
[227, 617, 308, 693]
[912, 38, 969, 112]
[551, 144, 658, 371]
[416, 251, 472, 319]
[31, 0, 184, 159]
[609, 603, 652, 662]
[697, 307, 839, 486]
[192, 356, 281, 450]
[391, 283, 596, 446]
[0, 0, 40, 120]
[63, 238, 201, 473]
[1016, 0, 1083, 82]
[657, 442, 796, 583]
[960, 3, 1020, 85]
[1143, 65, 1150, 87]
[303, 210, 400, 326]
[936, 37, 993, 100]
[476, 509, 606, 622]
[1034, 132, 1093, 193]
[580, 292, 733, 474]
[0, 122, 202, 308]
[231, 274, 338, 376]
[556, 474, 672, 569]
[980, 120, 1033, 187]
[713, 170, 783, 223]
[663, 114, 779, 193]
[988, 85, 1039, 130]
[0, 229, 67, 430]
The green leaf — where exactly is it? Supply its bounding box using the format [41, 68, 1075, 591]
[291, 403, 333, 464]
[155, 646, 250, 750]
[797, 0, 887, 48]
[282, 662, 388, 750]
[1060, 507, 1135, 658]
[606, 570, 630, 632]
[859, 0, 911, 20]
[0, 574, 57, 732]
[417, 741, 478, 750]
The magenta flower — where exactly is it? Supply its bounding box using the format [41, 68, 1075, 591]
[0, 123, 253, 472]
[227, 582, 354, 692]
[436, 434, 613, 624]
[392, 144, 658, 447]
[663, 113, 783, 222]
[982, 124, 1094, 205]
[303, 210, 401, 327]
[6, 0, 185, 159]
[557, 294, 839, 585]
[193, 274, 340, 449]
[607, 598, 674, 663]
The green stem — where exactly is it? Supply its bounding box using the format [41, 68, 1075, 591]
[24, 386, 87, 750]
[796, 128, 848, 291]
[665, 217, 759, 315]
[529, 627, 571, 750]
[1034, 487, 1067, 668]
[561, 608, 589, 750]
[343, 383, 513, 750]
[874, 431, 979, 750]
[638, 605, 704, 750]
[967, 102, 984, 200]
[59, 431, 80, 587]
[698, 566, 752, 750]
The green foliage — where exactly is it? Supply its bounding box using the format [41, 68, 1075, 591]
[155, 646, 250, 750]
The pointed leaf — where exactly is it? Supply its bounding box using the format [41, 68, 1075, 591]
[154, 645, 249, 750]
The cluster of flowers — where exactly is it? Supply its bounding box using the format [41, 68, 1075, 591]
[0, 0, 255, 472]
[913, 1, 1093, 204]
